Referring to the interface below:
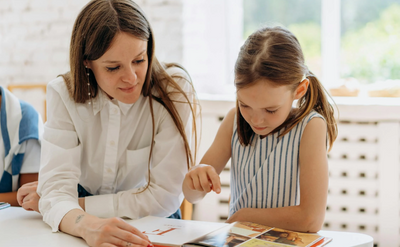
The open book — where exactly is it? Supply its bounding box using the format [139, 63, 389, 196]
[130, 216, 332, 247]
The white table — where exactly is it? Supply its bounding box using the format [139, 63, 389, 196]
[0, 207, 373, 247]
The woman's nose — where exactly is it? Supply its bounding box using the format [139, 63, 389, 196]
[122, 67, 137, 84]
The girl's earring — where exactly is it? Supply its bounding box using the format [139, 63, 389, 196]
[85, 66, 93, 105]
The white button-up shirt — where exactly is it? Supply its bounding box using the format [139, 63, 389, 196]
[38, 67, 194, 232]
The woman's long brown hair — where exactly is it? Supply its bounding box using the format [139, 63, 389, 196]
[61, 0, 199, 192]
[235, 26, 337, 150]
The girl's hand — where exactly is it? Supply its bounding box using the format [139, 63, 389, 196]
[17, 181, 40, 213]
[80, 216, 152, 247]
[225, 208, 244, 223]
[183, 164, 221, 194]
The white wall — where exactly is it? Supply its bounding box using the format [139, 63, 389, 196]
[182, 0, 243, 96]
[0, 0, 244, 95]
[0, 0, 184, 86]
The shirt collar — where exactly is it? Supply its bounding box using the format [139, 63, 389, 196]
[92, 89, 107, 115]
[116, 99, 135, 115]
[92, 89, 135, 116]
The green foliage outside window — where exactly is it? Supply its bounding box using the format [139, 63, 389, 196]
[243, 0, 322, 77]
[244, 0, 400, 84]
[341, 3, 400, 83]
[287, 22, 321, 76]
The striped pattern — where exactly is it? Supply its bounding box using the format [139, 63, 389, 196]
[229, 111, 324, 216]
[0, 86, 42, 192]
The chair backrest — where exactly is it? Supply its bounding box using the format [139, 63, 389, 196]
[180, 199, 193, 220]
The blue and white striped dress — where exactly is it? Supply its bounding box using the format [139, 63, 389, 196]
[229, 111, 324, 217]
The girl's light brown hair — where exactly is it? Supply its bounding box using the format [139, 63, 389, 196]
[61, 0, 199, 192]
[235, 26, 337, 150]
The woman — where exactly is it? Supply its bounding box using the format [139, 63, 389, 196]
[17, 0, 198, 246]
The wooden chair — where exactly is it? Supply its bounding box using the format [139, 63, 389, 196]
[179, 97, 200, 221]
[7, 84, 47, 122]
[180, 199, 193, 220]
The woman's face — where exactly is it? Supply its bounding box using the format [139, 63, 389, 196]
[237, 79, 298, 137]
[86, 32, 148, 104]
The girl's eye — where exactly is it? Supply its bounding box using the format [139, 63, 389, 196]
[239, 104, 248, 108]
[266, 109, 277, 114]
[106, 66, 120, 72]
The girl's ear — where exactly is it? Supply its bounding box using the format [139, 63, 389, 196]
[294, 78, 310, 99]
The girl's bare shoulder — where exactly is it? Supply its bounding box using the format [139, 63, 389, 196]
[219, 107, 237, 137]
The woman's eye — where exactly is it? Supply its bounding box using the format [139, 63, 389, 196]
[239, 104, 248, 108]
[106, 66, 120, 72]
[134, 59, 145, 64]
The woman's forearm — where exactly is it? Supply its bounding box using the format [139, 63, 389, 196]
[59, 209, 92, 237]
[59, 208, 152, 247]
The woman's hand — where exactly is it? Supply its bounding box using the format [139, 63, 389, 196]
[79, 215, 152, 247]
[183, 164, 221, 194]
[17, 181, 40, 213]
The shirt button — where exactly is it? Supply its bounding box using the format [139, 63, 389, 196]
[107, 168, 112, 173]
[113, 108, 118, 114]
[110, 140, 115, 146]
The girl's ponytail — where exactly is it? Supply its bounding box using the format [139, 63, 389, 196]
[302, 71, 337, 151]
[234, 26, 337, 150]
[277, 70, 337, 151]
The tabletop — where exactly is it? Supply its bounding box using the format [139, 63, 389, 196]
[0, 207, 373, 247]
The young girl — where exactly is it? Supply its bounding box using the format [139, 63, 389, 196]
[183, 26, 337, 233]
[17, 0, 198, 246]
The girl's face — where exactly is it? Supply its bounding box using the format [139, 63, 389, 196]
[237, 79, 304, 137]
[86, 32, 148, 104]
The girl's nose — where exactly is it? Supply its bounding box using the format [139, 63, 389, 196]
[251, 113, 265, 125]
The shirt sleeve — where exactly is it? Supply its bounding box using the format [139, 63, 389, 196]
[37, 81, 83, 232]
[85, 67, 196, 219]
[19, 139, 41, 174]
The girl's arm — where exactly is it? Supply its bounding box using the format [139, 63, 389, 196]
[0, 192, 18, 206]
[182, 107, 236, 204]
[227, 117, 329, 233]
[15, 138, 41, 209]
[1, 173, 38, 206]
[5, 138, 40, 207]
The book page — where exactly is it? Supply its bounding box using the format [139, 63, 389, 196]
[240, 239, 288, 247]
[129, 216, 228, 246]
[186, 225, 250, 247]
[185, 222, 272, 247]
[229, 222, 273, 238]
[184, 222, 325, 247]
[253, 228, 323, 247]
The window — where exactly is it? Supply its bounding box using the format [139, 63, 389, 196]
[244, 0, 322, 77]
[183, 0, 243, 97]
[243, 0, 400, 96]
[340, 0, 400, 85]
[184, 0, 400, 97]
